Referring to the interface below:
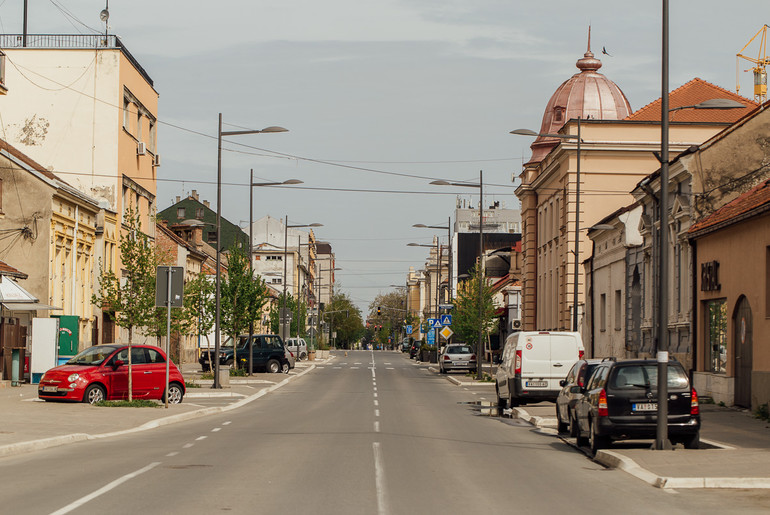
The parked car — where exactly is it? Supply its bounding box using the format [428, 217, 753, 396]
[199, 334, 289, 373]
[409, 341, 421, 359]
[573, 359, 700, 455]
[285, 337, 308, 360]
[38, 344, 186, 405]
[401, 338, 412, 353]
[555, 358, 603, 434]
[496, 331, 584, 408]
[439, 344, 477, 374]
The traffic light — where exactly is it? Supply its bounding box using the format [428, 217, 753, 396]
[377, 306, 381, 315]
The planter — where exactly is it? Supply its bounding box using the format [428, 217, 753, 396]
[308, 350, 316, 361]
[421, 349, 431, 362]
[429, 349, 438, 363]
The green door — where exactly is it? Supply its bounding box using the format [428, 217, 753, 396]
[53, 315, 79, 357]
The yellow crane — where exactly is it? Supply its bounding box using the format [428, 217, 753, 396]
[737, 25, 770, 103]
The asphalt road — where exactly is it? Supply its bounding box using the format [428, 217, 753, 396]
[2, 350, 769, 514]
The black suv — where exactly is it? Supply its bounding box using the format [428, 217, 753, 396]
[199, 334, 289, 373]
[574, 359, 700, 454]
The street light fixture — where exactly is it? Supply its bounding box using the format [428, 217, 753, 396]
[248, 174, 302, 374]
[430, 171, 484, 380]
[214, 114, 288, 389]
[282, 219, 323, 342]
[512, 120, 583, 332]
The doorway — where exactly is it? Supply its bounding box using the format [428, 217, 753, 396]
[733, 296, 753, 408]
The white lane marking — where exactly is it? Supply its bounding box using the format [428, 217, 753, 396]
[386, 367, 394, 370]
[166, 452, 178, 457]
[373, 387, 378, 392]
[384, 362, 391, 365]
[375, 409, 380, 417]
[196, 436, 207, 441]
[374, 393, 378, 398]
[334, 367, 342, 369]
[374, 421, 380, 433]
[49, 462, 160, 515]
[372, 443, 389, 515]
[316, 366, 325, 369]
[223, 421, 232, 426]
[212, 428, 221, 432]
[371, 369, 376, 379]
[374, 400, 379, 406]
[183, 443, 194, 449]
[351, 367, 360, 370]
[354, 362, 363, 365]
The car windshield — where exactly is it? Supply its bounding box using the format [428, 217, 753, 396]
[66, 345, 120, 366]
[447, 345, 472, 354]
[221, 337, 249, 349]
[611, 364, 689, 390]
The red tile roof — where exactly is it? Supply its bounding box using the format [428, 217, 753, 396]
[689, 178, 770, 235]
[0, 260, 28, 279]
[626, 78, 757, 123]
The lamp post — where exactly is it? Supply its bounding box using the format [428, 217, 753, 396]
[512, 121, 583, 332]
[430, 171, 484, 380]
[408, 241, 443, 357]
[248, 173, 302, 374]
[413, 216, 453, 301]
[317, 263, 341, 349]
[282, 219, 323, 342]
[214, 114, 287, 389]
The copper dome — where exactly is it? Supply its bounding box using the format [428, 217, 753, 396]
[527, 39, 632, 165]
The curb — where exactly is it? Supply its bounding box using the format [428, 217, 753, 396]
[0, 364, 316, 457]
[511, 407, 556, 429]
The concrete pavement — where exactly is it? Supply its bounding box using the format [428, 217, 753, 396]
[430, 361, 770, 489]
[0, 358, 329, 458]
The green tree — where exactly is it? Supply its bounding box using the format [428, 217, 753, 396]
[268, 293, 307, 337]
[325, 290, 364, 349]
[180, 271, 216, 363]
[221, 245, 268, 369]
[92, 207, 158, 401]
[369, 290, 407, 345]
[452, 263, 497, 371]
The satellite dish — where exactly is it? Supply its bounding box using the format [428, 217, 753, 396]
[99, 9, 109, 22]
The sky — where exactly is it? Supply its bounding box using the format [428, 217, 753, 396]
[0, 1, 767, 313]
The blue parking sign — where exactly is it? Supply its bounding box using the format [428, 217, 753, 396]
[406, 325, 413, 335]
[427, 331, 435, 345]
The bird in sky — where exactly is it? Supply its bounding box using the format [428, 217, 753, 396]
[602, 46, 613, 57]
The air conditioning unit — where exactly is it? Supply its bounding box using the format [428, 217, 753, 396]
[512, 319, 522, 330]
[137, 142, 146, 155]
[153, 154, 161, 167]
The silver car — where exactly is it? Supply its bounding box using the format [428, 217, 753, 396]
[439, 344, 477, 374]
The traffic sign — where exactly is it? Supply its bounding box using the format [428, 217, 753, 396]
[427, 318, 438, 328]
[440, 314, 452, 326]
[440, 327, 453, 339]
[426, 330, 435, 345]
[406, 325, 413, 335]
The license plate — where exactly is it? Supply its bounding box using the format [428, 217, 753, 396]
[526, 381, 547, 387]
[633, 403, 657, 411]
[455, 361, 468, 366]
[42, 386, 57, 393]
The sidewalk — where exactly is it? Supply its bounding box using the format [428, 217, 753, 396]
[0, 358, 326, 459]
[430, 364, 770, 489]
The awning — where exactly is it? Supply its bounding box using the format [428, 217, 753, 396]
[2, 302, 62, 311]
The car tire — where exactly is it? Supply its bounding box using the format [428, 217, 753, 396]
[589, 419, 609, 455]
[300, 352, 307, 361]
[163, 383, 184, 404]
[495, 384, 508, 409]
[225, 359, 234, 369]
[568, 412, 579, 438]
[556, 407, 568, 434]
[266, 359, 281, 374]
[681, 432, 700, 449]
[282, 362, 290, 374]
[576, 417, 589, 447]
[83, 384, 106, 405]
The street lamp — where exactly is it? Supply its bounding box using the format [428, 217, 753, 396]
[512, 121, 583, 332]
[316, 262, 341, 349]
[408, 241, 445, 356]
[248, 173, 302, 374]
[214, 114, 288, 389]
[282, 219, 323, 342]
[413, 217, 452, 301]
[430, 171, 484, 380]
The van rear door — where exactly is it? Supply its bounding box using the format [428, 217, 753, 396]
[519, 334, 550, 389]
[548, 333, 581, 390]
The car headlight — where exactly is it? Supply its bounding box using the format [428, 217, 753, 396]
[68, 373, 80, 382]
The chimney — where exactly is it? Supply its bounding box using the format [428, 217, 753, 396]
[192, 226, 203, 249]
[175, 196, 181, 203]
[192, 190, 198, 200]
[203, 200, 210, 208]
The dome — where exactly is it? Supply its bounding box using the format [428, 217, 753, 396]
[527, 38, 632, 165]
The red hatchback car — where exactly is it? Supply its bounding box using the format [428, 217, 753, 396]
[38, 344, 186, 405]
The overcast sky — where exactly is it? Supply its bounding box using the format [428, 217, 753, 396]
[1, 1, 766, 312]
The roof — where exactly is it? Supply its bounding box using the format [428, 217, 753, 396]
[0, 260, 28, 279]
[689, 178, 770, 236]
[625, 78, 757, 123]
[0, 138, 60, 181]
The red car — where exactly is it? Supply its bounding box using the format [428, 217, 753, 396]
[38, 344, 186, 405]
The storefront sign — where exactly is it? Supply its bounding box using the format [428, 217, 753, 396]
[701, 261, 720, 292]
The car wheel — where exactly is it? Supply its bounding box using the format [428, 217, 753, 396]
[681, 432, 700, 449]
[225, 359, 234, 370]
[568, 412, 578, 438]
[589, 419, 609, 455]
[266, 359, 281, 374]
[164, 383, 184, 404]
[83, 384, 106, 405]
[575, 417, 589, 447]
[495, 384, 508, 410]
[556, 407, 568, 434]
[300, 352, 307, 360]
[282, 362, 290, 374]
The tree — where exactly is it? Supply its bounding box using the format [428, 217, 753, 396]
[180, 270, 216, 363]
[368, 290, 408, 346]
[220, 245, 268, 369]
[325, 290, 364, 349]
[452, 263, 497, 371]
[92, 207, 158, 401]
[268, 293, 307, 338]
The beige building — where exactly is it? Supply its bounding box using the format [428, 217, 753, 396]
[515, 40, 756, 335]
[0, 34, 159, 346]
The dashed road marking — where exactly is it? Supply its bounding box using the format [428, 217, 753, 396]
[166, 452, 178, 457]
[375, 409, 380, 417]
[223, 421, 232, 426]
[212, 428, 221, 432]
[183, 443, 194, 449]
[374, 421, 380, 432]
[196, 436, 207, 441]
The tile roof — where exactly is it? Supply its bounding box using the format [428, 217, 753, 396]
[689, 178, 770, 235]
[0, 260, 28, 279]
[625, 78, 757, 123]
[0, 138, 60, 182]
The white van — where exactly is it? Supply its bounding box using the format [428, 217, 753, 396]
[495, 331, 584, 407]
[285, 337, 308, 360]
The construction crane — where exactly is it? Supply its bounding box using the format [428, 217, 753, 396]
[737, 25, 770, 103]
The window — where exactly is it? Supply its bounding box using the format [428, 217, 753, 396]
[149, 119, 156, 153]
[554, 107, 563, 122]
[266, 255, 282, 261]
[196, 208, 204, 219]
[271, 278, 282, 284]
[207, 231, 218, 243]
[600, 294, 607, 332]
[136, 111, 142, 142]
[705, 299, 727, 373]
[614, 290, 622, 330]
[123, 97, 130, 130]
[177, 207, 185, 220]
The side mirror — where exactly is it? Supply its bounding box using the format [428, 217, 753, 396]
[569, 385, 583, 394]
[559, 379, 567, 387]
[113, 359, 125, 369]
